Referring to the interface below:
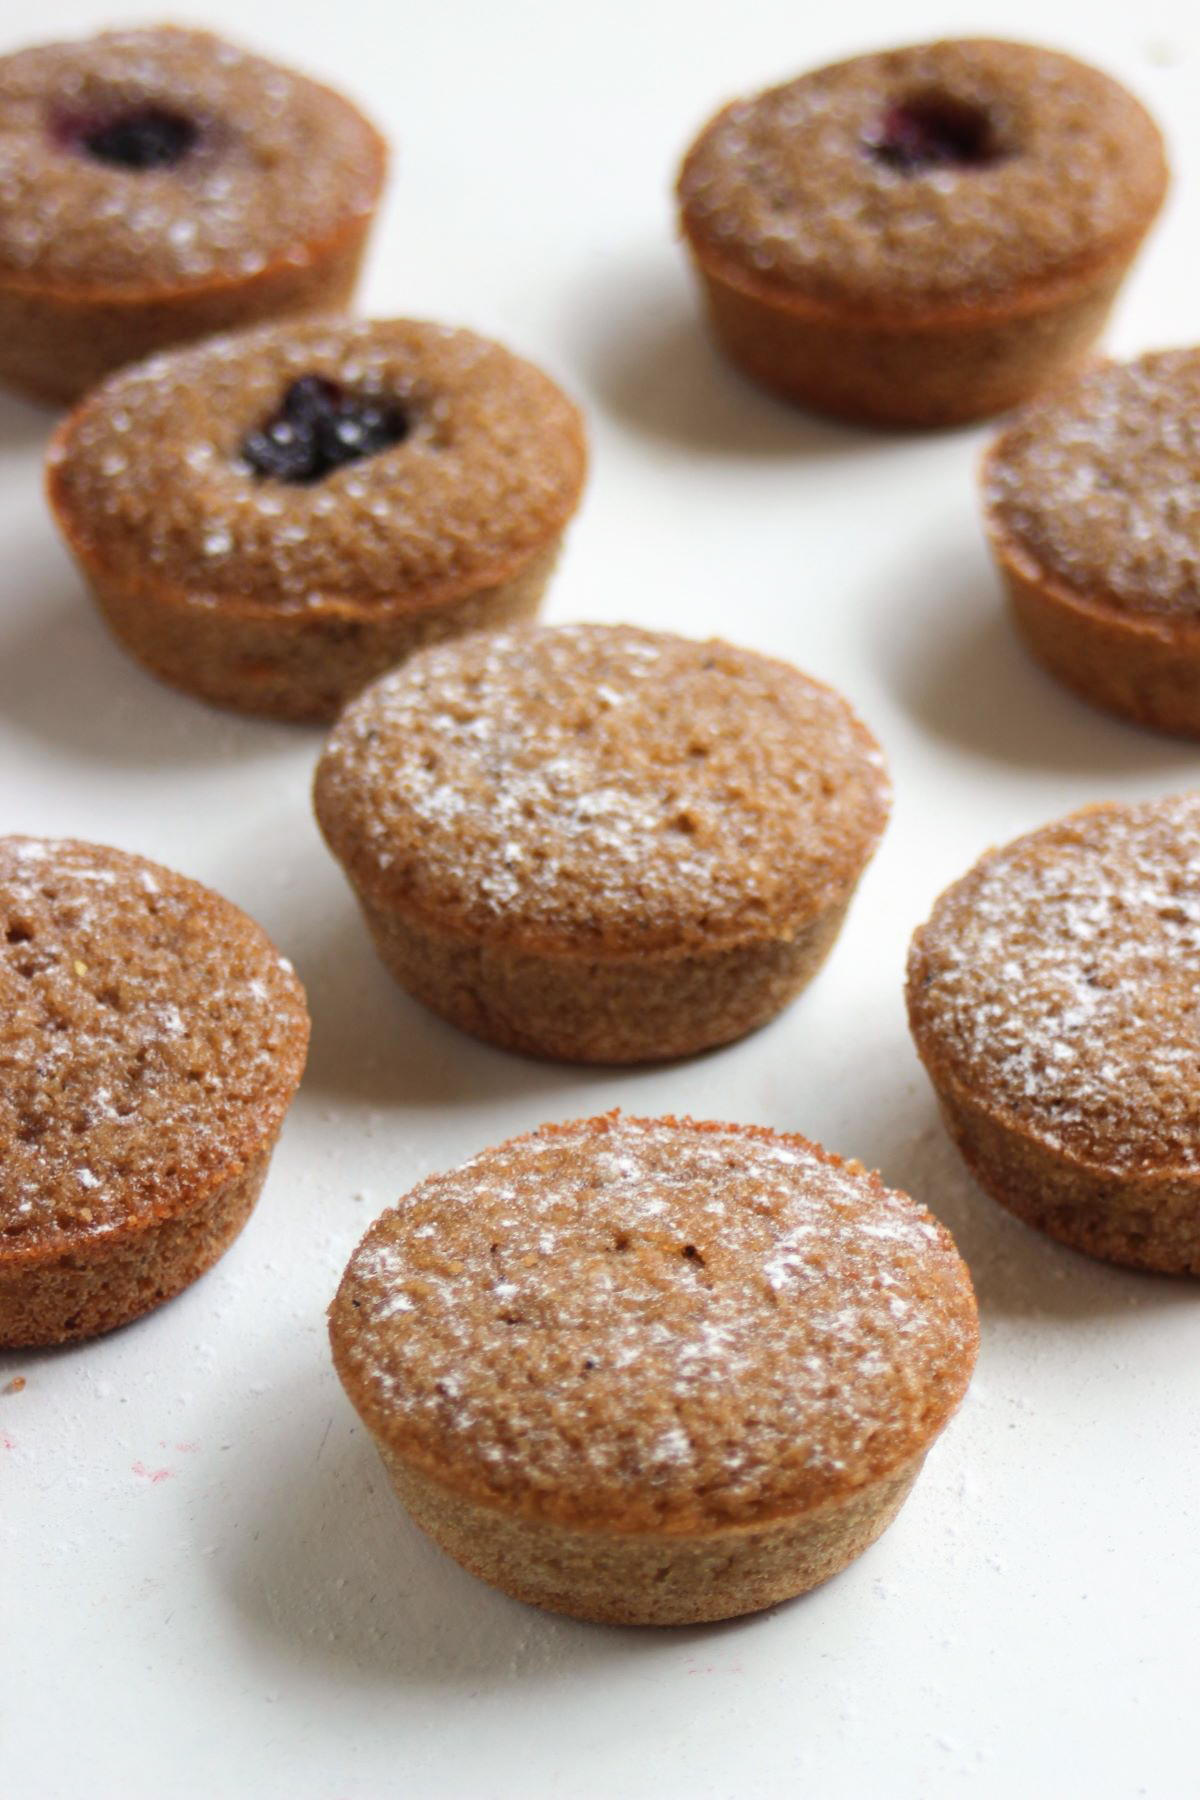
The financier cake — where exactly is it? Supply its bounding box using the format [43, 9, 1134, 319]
[46, 317, 587, 721]
[313, 623, 890, 1063]
[0, 837, 310, 1347]
[329, 1112, 979, 1625]
[907, 795, 1200, 1272]
[0, 26, 386, 404]
[984, 349, 1200, 737]
[677, 39, 1167, 426]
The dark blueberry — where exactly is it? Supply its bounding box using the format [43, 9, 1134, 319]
[240, 376, 411, 484]
[867, 96, 999, 174]
[75, 107, 199, 171]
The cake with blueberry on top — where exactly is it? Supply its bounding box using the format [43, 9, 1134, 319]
[46, 316, 586, 720]
[0, 26, 386, 403]
[677, 39, 1167, 426]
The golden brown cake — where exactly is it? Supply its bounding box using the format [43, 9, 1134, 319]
[984, 349, 1200, 736]
[677, 39, 1167, 426]
[0, 26, 386, 405]
[0, 837, 310, 1347]
[46, 317, 587, 722]
[907, 795, 1200, 1272]
[313, 623, 890, 1063]
[329, 1112, 979, 1625]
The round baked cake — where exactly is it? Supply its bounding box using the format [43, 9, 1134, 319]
[329, 1112, 979, 1625]
[677, 39, 1167, 425]
[313, 623, 890, 1063]
[0, 26, 386, 405]
[0, 837, 310, 1347]
[46, 317, 587, 721]
[907, 795, 1200, 1272]
[984, 349, 1200, 736]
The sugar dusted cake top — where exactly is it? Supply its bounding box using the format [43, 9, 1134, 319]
[330, 1114, 978, 1533]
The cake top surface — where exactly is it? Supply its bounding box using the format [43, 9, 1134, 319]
[330, 1113, 978, 1532]
[678, 39, 1166, 312]
[907, 796, 1200, 1174]
[0, 836, 309, 1261]
[47, 317, 586, 607]
[314, 623, 890, 957]
[0, 27, 384, 291]
[985, 350, 1200, 619]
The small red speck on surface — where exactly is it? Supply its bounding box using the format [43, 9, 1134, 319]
[4, 1377, 26, 1394]
[132, 1460, 174, 1484]
[2, 1432, 15, 1450]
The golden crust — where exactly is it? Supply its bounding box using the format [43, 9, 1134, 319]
[0, 27, 385, 293]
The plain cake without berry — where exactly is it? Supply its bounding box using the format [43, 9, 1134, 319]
[677, 39, 1167, 426]
[46, 317, 587, 721]
[329, 1113, 979, 1625]
[0, 837, 309, 1347]
[907, 795, 1200, 1272]
[984, 349, 1200, 737]
[313, 623, 890, 1063]
[0, 27, 386, 404]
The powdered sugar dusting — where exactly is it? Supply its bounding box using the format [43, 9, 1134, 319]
[51, 318, 584, 607]
[986, 351, 1200, 617]
[679, 40, 1163, 308]
[332, 1115, 977, 1531]
[0, 837, 309, 1245]
[316, 624, 890, 954]
[908, 796, 1200, 1170]
[0, 27, 382, 289]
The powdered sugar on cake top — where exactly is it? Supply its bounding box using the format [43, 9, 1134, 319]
[315, 624, 890, 954]
[49, 319, 584, 606]
[0, 28, 381, 288]
[679, 40, 1163, 309]
[0, 837, 308, 1246]
[908, 796, 1200, 1170]
[333, 1115, 977, 1531]
[985, 351, 1200, 617]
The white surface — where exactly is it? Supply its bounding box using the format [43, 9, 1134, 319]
[2, 3, 1199, 1796]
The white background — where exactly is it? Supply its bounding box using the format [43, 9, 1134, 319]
[2, 2, 1199, 1795]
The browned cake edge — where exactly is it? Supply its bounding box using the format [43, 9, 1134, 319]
[1, 1143, 277, 1347]
[372, 1434, 926, 1625]
[682, 234, 1135, 428]
[48, 495, 562, 722]
[350, 879, 855, 1063]
[0, 201, 380, 408]
[1, 837, 312, 1344]
[984, 488, 1200, 738]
